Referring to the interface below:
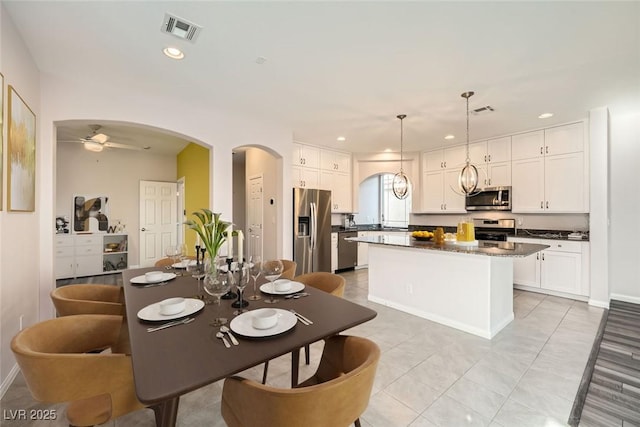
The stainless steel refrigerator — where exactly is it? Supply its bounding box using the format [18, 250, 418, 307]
[293, 188, 332, 276]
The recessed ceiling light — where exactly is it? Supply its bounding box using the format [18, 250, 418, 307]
[255, 56, 267, 64]
[337, 136, 346, 142]
[538, 113, 554, 119]
[384, 148, 392, 152]
[163, 47, 185, 60]
[444, 134, 455, 140]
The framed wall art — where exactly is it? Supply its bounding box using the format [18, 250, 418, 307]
[0, 72, 4, 211]
[7, 85, 36, 212]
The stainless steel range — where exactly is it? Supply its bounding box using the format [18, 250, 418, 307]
[473, 218, 515, 242]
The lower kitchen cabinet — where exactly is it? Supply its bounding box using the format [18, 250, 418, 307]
[331, 232, 338, 273]
[356, 231, 369, 267]
[509, 237, 589, 297]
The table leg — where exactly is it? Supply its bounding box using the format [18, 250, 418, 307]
[151, 397, 180, 427]
[291, 348, 300, 387]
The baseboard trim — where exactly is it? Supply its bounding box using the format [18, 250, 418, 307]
[588, 298, 610, 309]
[0, 364, 20, 400]
[609, 293, 640, 305]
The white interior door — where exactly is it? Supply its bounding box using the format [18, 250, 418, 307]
[139, 180, 178, 267]
[248, 175, 263, 260]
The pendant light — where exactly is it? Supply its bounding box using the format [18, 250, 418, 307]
[458, 91, 479, 195]
[392, 114, 410, 200]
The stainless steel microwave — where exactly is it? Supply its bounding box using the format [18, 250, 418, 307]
[465, 186, 511, 211]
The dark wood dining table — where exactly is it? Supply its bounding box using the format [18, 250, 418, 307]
[122, 266, 377, 427]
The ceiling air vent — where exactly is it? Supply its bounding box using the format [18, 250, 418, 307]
[161, 13, 202, 43]
[471, 106, 495, 115]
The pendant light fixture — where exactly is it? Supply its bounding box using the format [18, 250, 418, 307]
[392, 114, 410, 200]
[458, 91, 480, 195]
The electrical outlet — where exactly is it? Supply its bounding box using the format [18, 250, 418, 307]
[517, 217, 523, 226]
[19, 315, 24, 331]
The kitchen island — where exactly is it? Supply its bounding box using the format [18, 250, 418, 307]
[347, 234, 548, 339]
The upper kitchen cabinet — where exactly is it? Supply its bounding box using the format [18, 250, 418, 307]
[320, 149, 351, 174]
[468, 136, 512, 187]
[422, 145, 467, 172]
[292, 142, 320, 169]
[419, 147, 466, 213]
[512, 121, 588, 213]
[320, 169, 352, 213]
[292, 165, 320, 189]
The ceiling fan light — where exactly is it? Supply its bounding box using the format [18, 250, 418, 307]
[91, 133, 109, 144]
[84, 140, 104, 152]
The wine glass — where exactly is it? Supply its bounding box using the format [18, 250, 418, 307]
[232, 264, 250, 314]
[248, 255, 262, 301]
[165, 245, 180, 273]
[203, 269, 231, 326]
[261, 259, 283, 304]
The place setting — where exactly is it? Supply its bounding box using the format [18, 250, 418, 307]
[129, 270, 177, 287]
[137, 296, 205, 332]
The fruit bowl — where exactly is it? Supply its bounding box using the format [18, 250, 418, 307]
[412, 236, 433, 241]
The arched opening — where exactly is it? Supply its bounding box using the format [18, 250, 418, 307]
[55, 119, 211, 274]
[355, 173, 412, 228]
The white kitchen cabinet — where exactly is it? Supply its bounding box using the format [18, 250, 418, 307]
[469, 137, 512, 187]
[357, 231, 369, 267]
[331, 232, 338, 273]
[292, 142, 320, 168]
[512, 121, 587, 213]
[420, 168, 465, 213]
[422, 145, 467, 172]
[320, 149, 351, 174]
[292, 165, 320, 189]
[56, 233, 129, 279]
[320, 170, 352, 212]
[509, 237, 589, 297]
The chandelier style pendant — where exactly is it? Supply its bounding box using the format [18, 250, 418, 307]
[458, 91, 480, 195]
[392, 114, 410, 200]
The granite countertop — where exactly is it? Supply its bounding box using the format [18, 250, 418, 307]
[513, 229, 589, 242]
[332, 225, 409, 233]
[346, 234, 549, 258]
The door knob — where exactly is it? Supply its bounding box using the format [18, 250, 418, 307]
[141, 228, 146, 231]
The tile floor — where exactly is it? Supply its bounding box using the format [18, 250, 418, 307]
[1, 269, 603, 427]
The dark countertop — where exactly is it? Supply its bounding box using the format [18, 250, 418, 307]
[513, 229, 589, 242]
[332, 225, 409, 233]
[346, 234, 549, 258]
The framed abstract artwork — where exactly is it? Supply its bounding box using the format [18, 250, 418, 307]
[7, 85, 36, 212]
[0, 72, 4, 211]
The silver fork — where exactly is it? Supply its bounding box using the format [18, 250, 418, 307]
[289, 309, 313, 325]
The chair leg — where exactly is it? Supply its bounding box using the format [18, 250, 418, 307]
[262, 361, 269, 384]
[354, 418, 362, 427]
[305, 344, 310, 365]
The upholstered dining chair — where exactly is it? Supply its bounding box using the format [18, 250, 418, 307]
[280, 259, 297, 279]
[51, 284, 124, 316]
[222, 335, 380, 427]
[11, 314, 149, 427]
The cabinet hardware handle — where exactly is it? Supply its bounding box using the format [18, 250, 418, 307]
[536, 254, 539, 260]
[546, 146, 549, 154]
[444, 203, 447, 210]
[540, 201, 543, 209]
[546, 201, 549, 209]
[444, 161, 447, 168]
[141, 228, 146, 231]
[441, 162, 443, 168]
[484, 179, 487, 185]
[542, 253, 545, 261]
[440, 204, 443, 210]
[488, 154, 491, 162]
[540, 147, 543, 155]
[484, 155, 487, 162]
[488, 178, 491, 185]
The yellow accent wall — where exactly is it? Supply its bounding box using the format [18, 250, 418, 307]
[178, 143, 210, 256]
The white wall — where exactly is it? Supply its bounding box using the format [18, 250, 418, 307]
[0, 3, 41, 394]
[56, 143, 177, 266]
[609, 110, 640, 302]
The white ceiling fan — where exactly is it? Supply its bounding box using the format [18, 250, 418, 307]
[63, 125, 146, 152]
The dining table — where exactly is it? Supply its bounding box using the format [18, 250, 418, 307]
[122, 266, 377, 427]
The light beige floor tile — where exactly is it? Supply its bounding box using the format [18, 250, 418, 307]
[385, 373, 442, 413]
[517, 367, 581, 402]
[361, 391, 420, 427]
[409, 357, 464, 394]
[463, 363, 520, 397]
[509, 380, 574, 422]
[444, 377, 507, 419]
[423, 395, 491, 427]
[493, 398, 569, 427]
[409, 415, 439, 427]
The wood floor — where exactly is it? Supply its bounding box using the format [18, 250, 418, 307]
[572, 300, 640, 426]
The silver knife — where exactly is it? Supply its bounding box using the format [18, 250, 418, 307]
[290, 310, 313, 325]
[147, 317, 194, 332]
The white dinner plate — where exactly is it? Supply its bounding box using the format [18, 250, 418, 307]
[172, 260, 197, 268]
[259, 280, 305, 295]
[229, 308, 297, 338]
[137, 298, 205, 322]
[130, 272, 177, 284]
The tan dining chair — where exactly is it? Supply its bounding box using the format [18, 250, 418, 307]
[281, 259, 297, 279]
[50, 284, 130, 354]
[11, 314, 149, 427]
[222, 335, 380, 427]
[51, 284, 124, 316]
